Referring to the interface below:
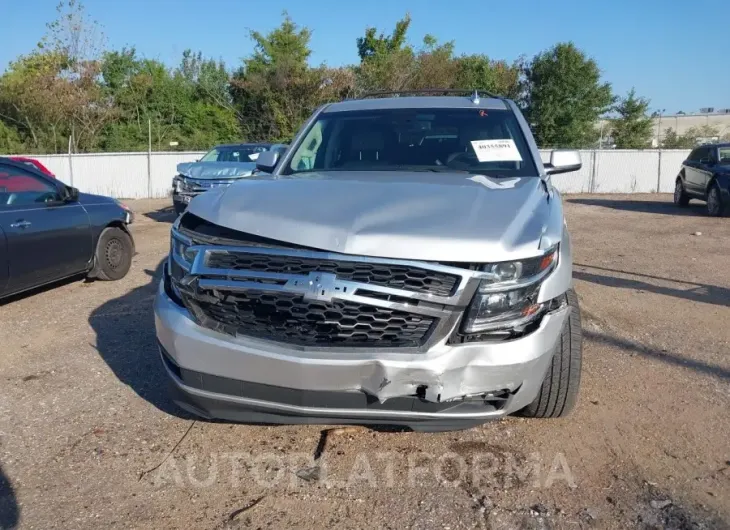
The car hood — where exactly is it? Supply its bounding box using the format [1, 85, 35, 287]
[187, 171, 553, 262]
[177, 161, 256, 180]
[77, 192, 117, 205]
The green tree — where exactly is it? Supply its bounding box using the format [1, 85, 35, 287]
[611, 89, 653, 148]
[410, 35, 458, 90]
[356, 14, 411, 62]
[247, 13, 311, 75]
[661, 127, 683, 148]
[0, 52, 67, 151]
[99, 47, 240, 151]
[686, 124, 721, 142]
[0, 120, 24, 153]
[354, 15, 416, 93]
[661, 127, 695, 149]
[454, 55, 523, 99]
[523, 42, 614, 148]
[0, 0, 111, 152]
[232, 13, 353, 143]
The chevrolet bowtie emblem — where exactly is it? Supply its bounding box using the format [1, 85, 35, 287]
[287, 272, 345, 302]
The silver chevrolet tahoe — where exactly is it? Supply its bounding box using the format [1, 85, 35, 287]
[154, 91, 584, 432]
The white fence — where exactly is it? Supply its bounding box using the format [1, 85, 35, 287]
[21, 151, 206, 199]
[12, 149, 690, 199]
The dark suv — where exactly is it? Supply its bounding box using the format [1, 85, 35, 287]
[674, 143, 730, 216]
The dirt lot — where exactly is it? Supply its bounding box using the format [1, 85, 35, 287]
[0, 193, 728, 530]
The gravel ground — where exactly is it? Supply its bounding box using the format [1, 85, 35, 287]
[0, 193, 728, 530]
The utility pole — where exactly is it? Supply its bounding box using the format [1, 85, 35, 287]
[67, 133, 74, 187]
[599, 121, 604, 149]
[655, 109, 665, 148]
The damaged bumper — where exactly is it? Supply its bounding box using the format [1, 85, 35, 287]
[172, 190, 200, 205]
[154, 280, 570, 429]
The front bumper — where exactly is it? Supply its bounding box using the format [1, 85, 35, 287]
[154, 278, 570, 429]
[172, 190, 201, 205]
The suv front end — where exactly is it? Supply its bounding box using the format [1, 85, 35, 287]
[154, 93, 583, 431]
[171, 144, 288, 215]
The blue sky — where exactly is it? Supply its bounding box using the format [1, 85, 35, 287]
[1, 0, 727, 113]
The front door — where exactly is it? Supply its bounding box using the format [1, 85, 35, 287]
[684, 147, 708, 195]
[696, 147, 718, 195]
[0, 163, 92, 295]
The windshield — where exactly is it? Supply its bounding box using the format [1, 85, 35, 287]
[283, 108, 537, 176]
[201, 145, 268, 163]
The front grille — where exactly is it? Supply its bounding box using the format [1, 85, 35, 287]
[184, 290, 435, 348]
[207, 252, 459, 297]
[181, 178, 234, 192]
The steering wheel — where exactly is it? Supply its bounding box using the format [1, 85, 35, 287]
[446, 151, 479, 166]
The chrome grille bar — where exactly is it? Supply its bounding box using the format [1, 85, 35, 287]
[187, 245, 473, 307]
[170, 228, 486, 350]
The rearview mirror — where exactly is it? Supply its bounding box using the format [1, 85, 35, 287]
[255, 151, 280, 173]
[544, 150, 582, 175]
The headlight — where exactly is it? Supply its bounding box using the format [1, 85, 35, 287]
[169, 233, 198, 280]
[462, 246, 558, 334]
[168, 233, 199, 302]
[113, 199, 133, 223]
[171, 237, 198, 269]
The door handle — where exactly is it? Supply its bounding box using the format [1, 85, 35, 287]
[10, 220, 31, 229]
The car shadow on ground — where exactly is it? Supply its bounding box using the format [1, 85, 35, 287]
[574, 263, 730, 308]
[0, 464, 19, 530]
[88, 259, 192, 419]
[567, 197, 709, 216]
[0, 275, 90, 307]
[143, 206, 177, 223]
[584, 328, 730, 382]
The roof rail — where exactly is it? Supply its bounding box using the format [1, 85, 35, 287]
[357, 88, 503, 100]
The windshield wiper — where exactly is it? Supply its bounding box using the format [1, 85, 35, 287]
[410, 167, 471, 173]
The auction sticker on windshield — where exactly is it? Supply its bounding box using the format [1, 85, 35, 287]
[470, 139, 523, 162]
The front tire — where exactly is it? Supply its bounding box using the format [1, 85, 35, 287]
[706, 183, 726, 217]
[674, 178, 690, 207]
[92, 227, 133, 281]
[519, 289, 582, 419]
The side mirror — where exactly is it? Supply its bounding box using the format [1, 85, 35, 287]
[699, 158, 714, 166]
[255, 151, 280, 173]
[544, 150, 582, 175]
[65, 186, 80, 202]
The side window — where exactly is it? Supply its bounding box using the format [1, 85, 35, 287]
[719, 147, 730, 163]
[200, 148, 221, 162]
[0, 165, 59, 208]
[289, 121, 325, 171]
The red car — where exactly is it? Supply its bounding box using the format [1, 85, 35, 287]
[9, 157, 55, 177]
